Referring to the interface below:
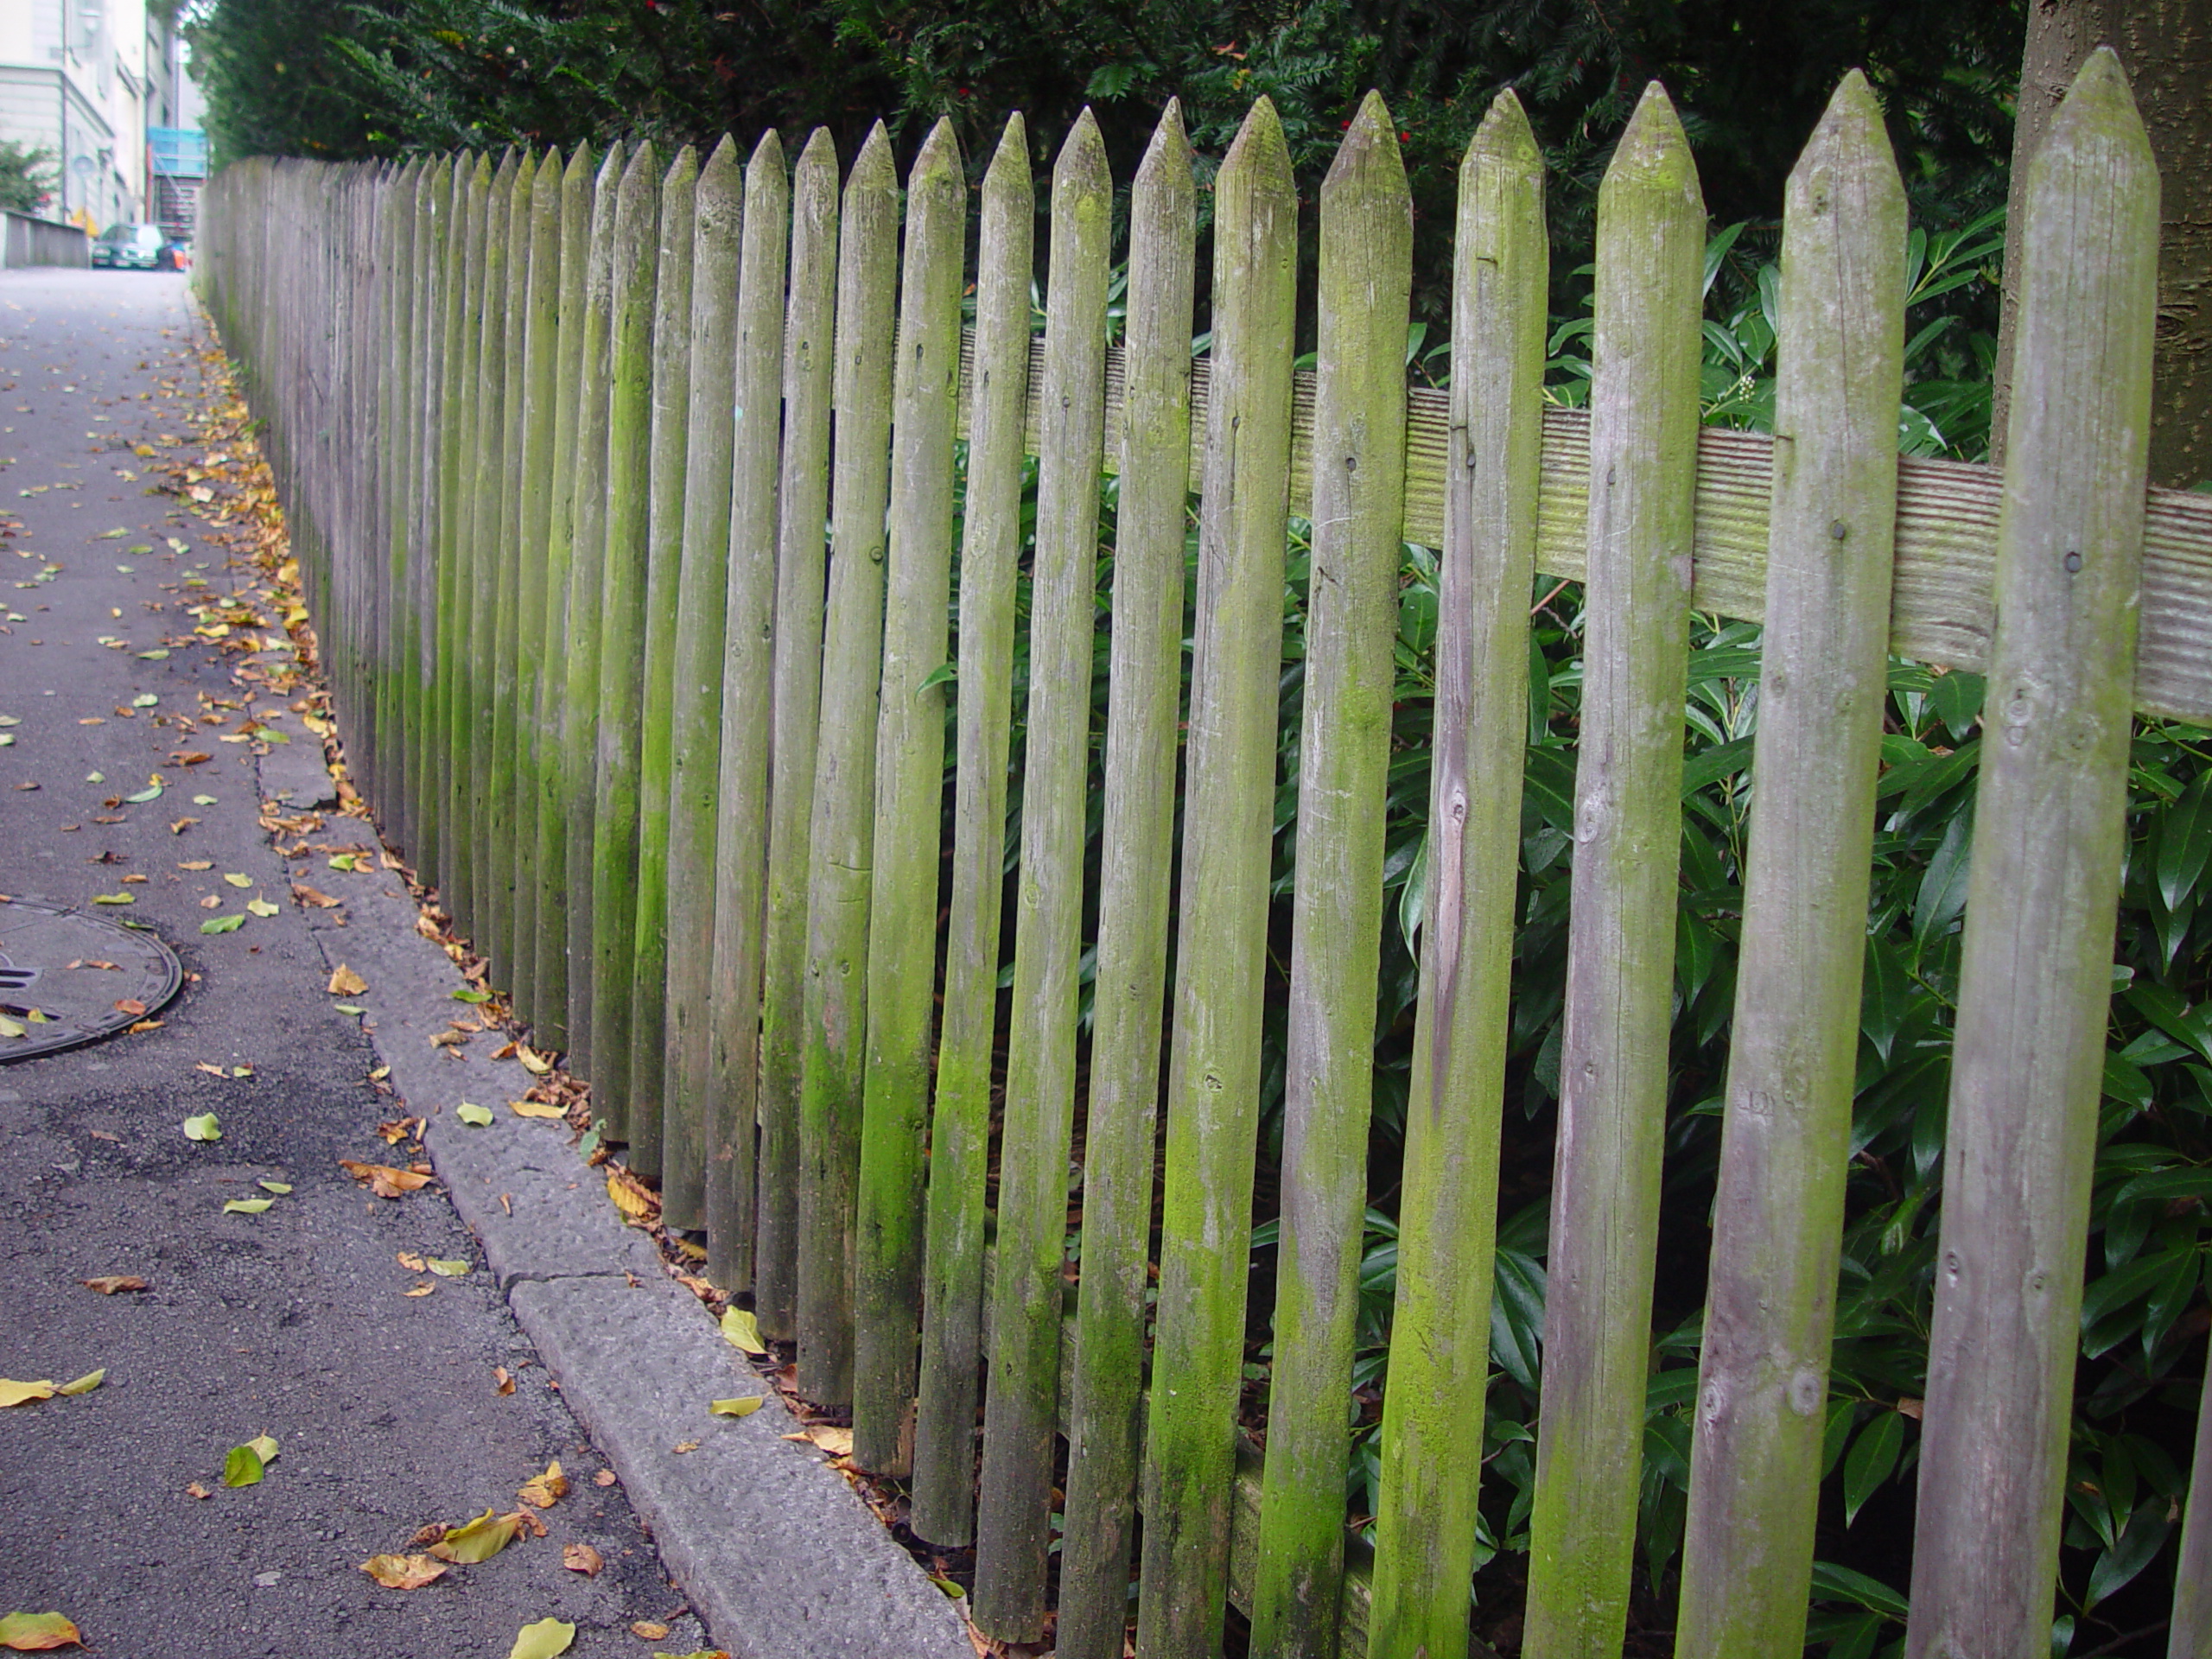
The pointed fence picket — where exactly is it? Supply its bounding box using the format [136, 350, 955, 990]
[198, 49, 2208, 1658]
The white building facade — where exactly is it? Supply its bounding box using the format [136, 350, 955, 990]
[0, 0, 197, 231]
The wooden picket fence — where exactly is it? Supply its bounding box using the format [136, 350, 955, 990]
[196, 49, 2212, 1659]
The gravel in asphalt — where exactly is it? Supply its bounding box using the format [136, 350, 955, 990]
[0, 269, 716, 1659]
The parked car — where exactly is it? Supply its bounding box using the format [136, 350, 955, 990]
[91, 223, 166, 270]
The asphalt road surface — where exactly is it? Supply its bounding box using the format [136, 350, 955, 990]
[0, 270, 709, 1657]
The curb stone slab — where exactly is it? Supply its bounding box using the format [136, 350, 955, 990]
[256, 744, 976, 1659]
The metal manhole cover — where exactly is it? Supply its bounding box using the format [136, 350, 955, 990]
[0, 897, 183, 1061]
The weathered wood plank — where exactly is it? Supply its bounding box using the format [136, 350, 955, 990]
[911, 111, 1033, 1548]
[438, 155, 491, 926]
[795, 124, 898, 1408]
[1135, 97, 1298, 1659]
[754, 129, 840, 1341]
[953, 354, 2212, 728]
[2172, 1363, 2212, 1659]
[531, 142, 596, 1054]
[1907, 50, 2159, 1659]
[851, 118, 967, 1475]
[1251, 91, 1413, 1659]
[588, 141, 662, 1135]
[561, 143, 626, 1077]
[1363, 88, 1547, 1659]
[625, 145, 699, 1185]
[464, 151, 518, 952]
[485, 151, 536, 999]
[661, 137, 741, 1231]
[1676, 73, 1906, 1659]
[1522, 84, 1703, 1659]
[509, 149, 564, 1032]
[407, 158, 454, 887]
[702, 128, 789, 1294]
[972, 108, 1113, 1642]
[1054, 99, 1195, 1659]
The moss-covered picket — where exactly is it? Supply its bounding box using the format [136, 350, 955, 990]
[199, 50, 2212, 1659]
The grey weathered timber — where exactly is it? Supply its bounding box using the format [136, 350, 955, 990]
[1052, 99, 1195, 1659]
[703, 129, 791, 1293]
[510, 150, 564, 1031]
[531, 143, 596, 1053]
[795, 124, 897, 1408]
[626, 146, 701, 1185]
[755, 129, 840, 1341]
[1906, 51, 2159, 1659]
[1135, 98, 1298, 1659]
[561, 143, 626, 1077]
[466, 151, 519, 950]
[1364, 90, 1547, 1659]
[660, 137, 741, 1230]
[852, 118, 967, 1476]
[374, 164, 416, 848]
[1522, 85, 1703, 1659]
[626, 148, 706, 1147]
[439, 156, 491, 925]
[407, 159, 452, 887]
[970, 109, 1112, 1643]
[2173, 1356, 2212, 1659]
[910, 111, 1033, 1548]
[589, 141, 663, 1137]
[1251, 92, 1412, 1659]
[1675, 74, 1905, 1659]
[486, 151, 537, 996]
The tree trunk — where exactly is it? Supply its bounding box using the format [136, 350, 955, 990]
[1993, 0, 2212, 487]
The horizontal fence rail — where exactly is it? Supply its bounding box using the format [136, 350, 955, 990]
[199, 47, 2211, 1659]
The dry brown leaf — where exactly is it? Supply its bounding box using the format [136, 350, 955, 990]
[294, 884, 340, 909]
[80, 1275, 148, 1294]
[671, 1440, 701, 1455]
[374, 1117, 417, 1144]
[186, 1482, 210, 1499]
[404, 1283, 434, 1298]
[518, 1460, 567, 1509]
[630, 1623, 671, 1642]
[804, 1425, 854, 1457]
[395, 1252, 426, 1272]
[593, 1469, 617, 1488]
[359, 1553, 448, 1590]
[493, 1366, 515, 1396]
[326, 964, 366, 996]
[429, 1030, 465, 1050]
[339, 1160, 432, 1198]
[514, 1507, 549, 1539]
[561, 1543, 602, 1578]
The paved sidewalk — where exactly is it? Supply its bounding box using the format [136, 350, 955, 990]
[0, 269, 969, 1659]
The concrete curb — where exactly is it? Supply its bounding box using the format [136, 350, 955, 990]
[252, 721, 974, 1659]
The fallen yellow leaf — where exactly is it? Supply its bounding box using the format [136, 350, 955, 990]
[719, 1307, 766, 1355]
[55, 1370, 104, 1397]
[508, 1618, 575, 1659]
[0, 1380, 56, 1408]
[404, 1284, 434, 1298]
[629, 1623, 671, 1642]
[80, 1276, 147, 1294]
[671, 1440, 701, 1454]
[426, 1258, 469, 1277]
[605, 1168, 656, 1220]
[709, 1396, 764, 1418]
[396, 1253, 426, 1271]
[427, 1509, 523, 1564]
[517, 1045, 553, 1075]
[0, 1611, 82, 1650]
[510, 1098, 565, 1120]
[359, 1553, 448, 1590]
[518, 1460, 567, 1509]
[327, 964, 366, 996]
